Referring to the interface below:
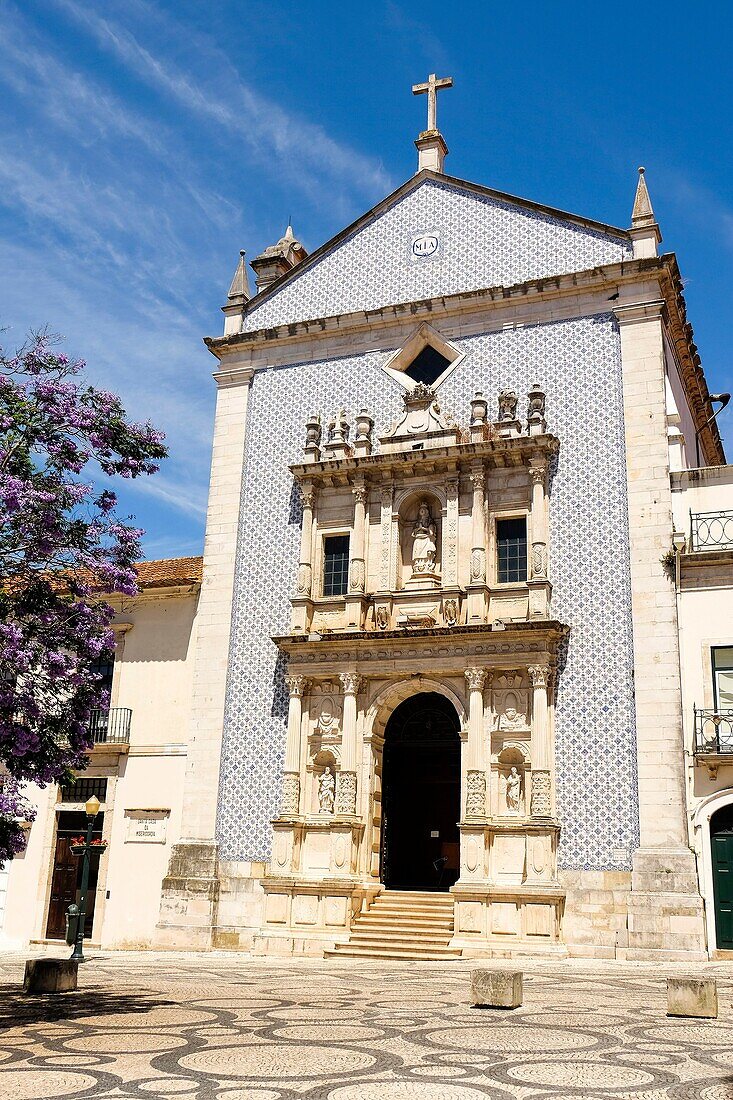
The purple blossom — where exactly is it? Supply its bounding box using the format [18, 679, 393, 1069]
[0, 330, 167, 863]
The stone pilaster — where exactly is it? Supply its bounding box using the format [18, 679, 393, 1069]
[467, 464, 488, 623]
[529, 664, 552, 818]
[464, 667, 487, 816]
[528, 457, 551, 619]
[345, 479, 369, 630]
[615, 297, 705, 958]
[291, 484, 317, 633]
[155, 368, 252, 949]
[281, 676, 309, 816]
[337, 673, 362, 815]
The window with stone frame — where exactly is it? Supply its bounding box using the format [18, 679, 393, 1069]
[496, 517, 528, 584]
[713, 647, 733, 711]
[323, 535, 350, 597]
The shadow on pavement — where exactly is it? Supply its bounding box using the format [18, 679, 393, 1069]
[0, 985, 174, 1028]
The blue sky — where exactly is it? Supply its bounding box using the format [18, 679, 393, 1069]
[1, 0, 731, 558]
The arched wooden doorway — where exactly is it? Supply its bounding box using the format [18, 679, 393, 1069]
[711, 803, 733, 950]
[380, 691, 461, 892]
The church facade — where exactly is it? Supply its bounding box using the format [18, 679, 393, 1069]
[152, 83, 729, 961]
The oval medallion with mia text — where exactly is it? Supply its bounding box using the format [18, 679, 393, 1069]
[412, 233, 439, 257]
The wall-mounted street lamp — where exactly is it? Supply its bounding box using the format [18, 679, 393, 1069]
[68, 794, 103, 963]
[695, 393, 730, 468]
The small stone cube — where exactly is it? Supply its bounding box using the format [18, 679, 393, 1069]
[471, 968, 522, 1009]
[23, 958, 78, 994]
[667, 977, 717, 1019]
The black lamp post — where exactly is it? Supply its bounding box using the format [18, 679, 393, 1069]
[69, 794, 101, 963]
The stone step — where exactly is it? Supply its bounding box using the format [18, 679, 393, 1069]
[369, 900, 454, 913]
[349, 929, 453, 945]
[332, 937, 457, 954]
[375, 892, 453, 904]
[356, 917, 454, 932]
[364, 912, 453, 926]
[327, 944, 462, 960]
[370, 905, 454, 917]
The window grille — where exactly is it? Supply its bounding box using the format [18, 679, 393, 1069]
[497, 518, 527, 584]
[60, 777, 108, 804]
[323, 535, 350, 597]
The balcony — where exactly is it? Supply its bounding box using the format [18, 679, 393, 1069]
[690, 510, 733, 552]
[88, 708, 132, 747]
[694, 707, 733, 776]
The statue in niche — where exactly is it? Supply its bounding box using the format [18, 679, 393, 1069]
[498, 692, 527, 731]
[411, 500, 438, 574]
[318, 767, 335, 814]
[506, 766, 522, 813]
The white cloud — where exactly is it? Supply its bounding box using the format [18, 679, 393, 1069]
[54, 0, 393, 204]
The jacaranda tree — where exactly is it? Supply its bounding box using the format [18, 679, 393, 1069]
[0, 332, 167, 862]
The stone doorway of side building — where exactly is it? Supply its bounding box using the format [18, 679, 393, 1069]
[711, 802, 733, 951]
[380, 691, 461, 892]
[45, 810, 104, 940]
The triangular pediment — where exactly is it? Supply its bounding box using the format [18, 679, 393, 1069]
[244, 171, 632, 330]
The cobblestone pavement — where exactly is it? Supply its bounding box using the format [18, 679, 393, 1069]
[2, 951, 733, 1099]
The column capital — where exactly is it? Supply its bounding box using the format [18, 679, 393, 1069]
[352, 484, 368, 505]
[528, 664, 551, 688]
[469, 466, 486, 490]
[299, 484, 317, 510]
[285, 675, 311, 698]
[464, 667, 487, 692]
[527, 461, 547, 487]
[340, 672, 363, 696]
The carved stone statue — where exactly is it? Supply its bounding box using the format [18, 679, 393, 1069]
[498, 692, 527, 731]
[498, 390, 518, 421]
[506, 766, 522, 813]
[411, 500, 438, 574]
[318, 767, 335, 814]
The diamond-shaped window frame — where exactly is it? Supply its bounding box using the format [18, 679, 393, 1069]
[380, 322, 466, 392]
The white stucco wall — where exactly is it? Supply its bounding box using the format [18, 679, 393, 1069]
[0, 585, 199, 950]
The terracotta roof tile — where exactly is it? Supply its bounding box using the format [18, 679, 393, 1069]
[134, 556, 203, 589]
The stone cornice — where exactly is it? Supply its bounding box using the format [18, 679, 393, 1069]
[290, 432, 560, 485]
[205, 256, 663, 359]
[273, 619, 569, 667]
[658, 256, 725, 466]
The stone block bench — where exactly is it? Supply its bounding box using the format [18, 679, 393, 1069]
[667, 977, 717, 1019]
[23, 958, 78, 994]
[470, 968, 522, 1009]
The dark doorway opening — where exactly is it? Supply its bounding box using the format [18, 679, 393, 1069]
[380, 691, 461, 892]
[711, 803, 733, 950]
[45, 810, 104, 940]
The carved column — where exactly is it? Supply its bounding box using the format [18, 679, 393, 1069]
[295, 484, 317, 597]
[467, 463, 488, 624]
[444, 475, 459, 587]
[281, 675, 310, 815]
[378, 484, 393, 591]
[469, 464, 486, 583]
[349, 479, 367, 594]
[528, 458, 551, 619]
[464, 667, 487, 817]
[529, 664, 552, 817]
[337, 672, 362, 814]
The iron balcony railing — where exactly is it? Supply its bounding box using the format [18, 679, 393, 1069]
[690, 510, 733, 552]
[694, 706, 733, 755]
[88, 708, 132, 745]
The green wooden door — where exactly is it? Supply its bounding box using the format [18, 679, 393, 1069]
[712, 825, 733, 950]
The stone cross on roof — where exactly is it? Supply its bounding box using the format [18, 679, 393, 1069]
[412, 73, 453, 134]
